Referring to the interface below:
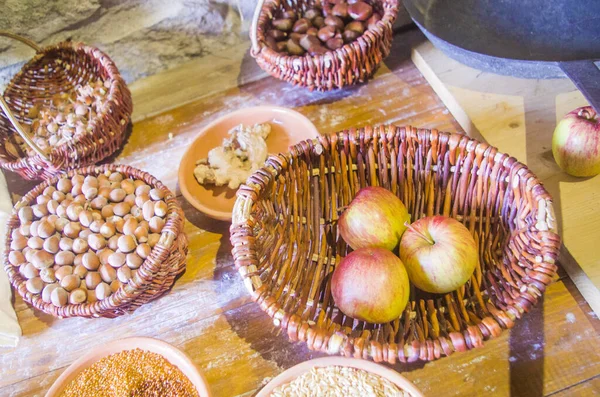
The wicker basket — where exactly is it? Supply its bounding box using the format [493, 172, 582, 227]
[3, 164, 187, 318]
[230, 126, 561, 363]
[0, 32, 132, 180]
[250, 0, 399, 91]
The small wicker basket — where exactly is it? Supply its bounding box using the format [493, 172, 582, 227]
[3, 164, 187, 318]
[250, 0, 399, 91]
[0, 32, 132, 180]
[231, 126, 561, 363]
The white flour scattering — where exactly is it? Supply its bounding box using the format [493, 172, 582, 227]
[193, 123, 271, 189]
[270, 366, 410, 397]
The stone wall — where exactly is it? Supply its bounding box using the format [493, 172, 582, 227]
[0, 0, 257, 89]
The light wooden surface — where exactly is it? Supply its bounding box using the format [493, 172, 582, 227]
[412, 41, 600, 316]
[2, 29, 600, 397]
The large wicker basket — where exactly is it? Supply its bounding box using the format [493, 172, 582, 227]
[0, 32, 132, 180]
[250, 0, 399, 91]
[230, 126, 561, 363]
[3, 164, 187, 318]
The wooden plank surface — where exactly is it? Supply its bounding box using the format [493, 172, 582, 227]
[411, 42, 600, 316]
[2, 29, 600, 397]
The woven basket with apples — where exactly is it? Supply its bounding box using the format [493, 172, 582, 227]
[230, 125, 561, 363]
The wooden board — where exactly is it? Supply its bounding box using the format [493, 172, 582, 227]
[2, 30, 600, 397]
[412, 41, 600, 316]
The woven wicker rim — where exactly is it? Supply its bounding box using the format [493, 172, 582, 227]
[230, 125, 561, 363]
[0, 32, 132, 179]
[251, 0, 400, 90]
[3, 164, 185, 318]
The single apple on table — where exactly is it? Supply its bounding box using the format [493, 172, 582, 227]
[399, 215, 478, 294]
[331, 247, 410, 324]
[552, 106, 600, 177]
[338, 186, 410, 251]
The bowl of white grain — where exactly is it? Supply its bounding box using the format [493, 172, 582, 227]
[256, 357, 424, 397]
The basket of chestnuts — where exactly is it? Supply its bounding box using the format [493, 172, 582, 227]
[3, 164, 187, 318]
[0, 32, 132, 180]
[250, 0, 399, 91]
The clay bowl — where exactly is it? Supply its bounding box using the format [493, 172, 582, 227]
[178, 106, 320, 221]
[45, 337, 211, 397]
[256, 357, 424, 396]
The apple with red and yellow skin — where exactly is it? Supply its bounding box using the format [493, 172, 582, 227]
[399, 215, 478, 294]
[331, 247, 410, 324]
[552, 106, 600, 177]
[338, 186, 410, 251]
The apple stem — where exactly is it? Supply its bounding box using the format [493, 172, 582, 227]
[578, 107, 597, 121]
[404, 221, 435, 245]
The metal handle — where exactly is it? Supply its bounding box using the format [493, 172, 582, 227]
[250, 0, 267, 55]
[0, 31, 49, 161]
[559, 60, 600, 114]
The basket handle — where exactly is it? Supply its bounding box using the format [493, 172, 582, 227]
[250, 0, 268, 55]
[0, 31, 49, 162]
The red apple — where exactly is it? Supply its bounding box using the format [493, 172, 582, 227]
[552, 106, 600, 177]
[399, 216, 477, 294]
[331, 247, 410, 324]
[338, 186, 410, 251]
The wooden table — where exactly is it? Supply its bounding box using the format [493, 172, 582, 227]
[2, 29, 600, 397]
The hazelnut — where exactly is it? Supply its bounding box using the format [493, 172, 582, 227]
[71, 183, 83, 196]
[98, 186, 112, 199]
[42, 283, 58, 303]
[8, 251, 25, 266]
[113, 217, 125, 233]
[142, 201, 155, 221]
[55, 218, 69, 233]
[72, 238, 89, 254]
[113, 202, 131, 217]
[84, 175, 98, 187]
[89, 220, 104, 233]
[126, 253, 144, 269]
[47, 200, 60, 214]
[55, 205, 67, 218]
[36, 219, 55, 238]
[43, 185, 56, 197]
[26, 277, 44, 294]
[108, 235, 119, 251]
[117, 266, 131, 283]
[123, 218, 138, 236]
[19, 222, 31, 237]
[98, 248, 114, 266]
[117, 235, 136, 253]
[109, 188, 126, 203]
[27, 236, 44, 249]
[148, 216, 165, 233]
[32, 250, 54, 268]
[79, 210, 94, 227]
[99, 264, 117, 283]
[79, 229, 93, 240]
[121, 180, 135, 195]
[108, 251, 126, 268]
[154, 201, 168, 217]
[87, 289, 97, 303]
[95, 282, 112, 300]
[32, 204, 48, 218]
[130, 205, 143, 220]
[24, 247, 35, 262]
[100, 222, 116, 238]
[43, 235, 60, 254]
[149, 188, 164, 201]
[74, 253, 83, 266]
[55, 265, 74, 280]
[69, 288, 87, 304]
[57, 178, 73, 193]
[71, 174, 84, 186]
[135, 194, 150, 208]
[124, 194, 136, 207]
[29, 221, 40, 237]
[61, 274, 80, 291]
[46, 214, 58, 223]
[90, 196, 108, 210]
[134, 226, 148, 243]
[21, 263, 39, 279]
[59, 237, 74, 251]
[82, 252, 100, 271]
[52, 190, 66, 202]
[63, 222, 82, 238]
[66, 204, 84, 221]
[11, 236, 28, 250]
[110, 280, 122, 293]
[50, 286, 68, 307]
[108, 172, 123, 183]
[40, 268, 56, 283]
[55, 251, 75, 266]
[73, 264, 88, 278]
[148, 234, 160, 247]
[135, 184, 151, 196]
[88, 233, 107, 251]
[86, 272, 102, 289]
[136, 243, 151, 259]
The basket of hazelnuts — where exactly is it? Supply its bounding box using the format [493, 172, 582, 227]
[0, 31, 132, 180]
[250, 0, 400, 91]
[3, 164, 187, 318]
